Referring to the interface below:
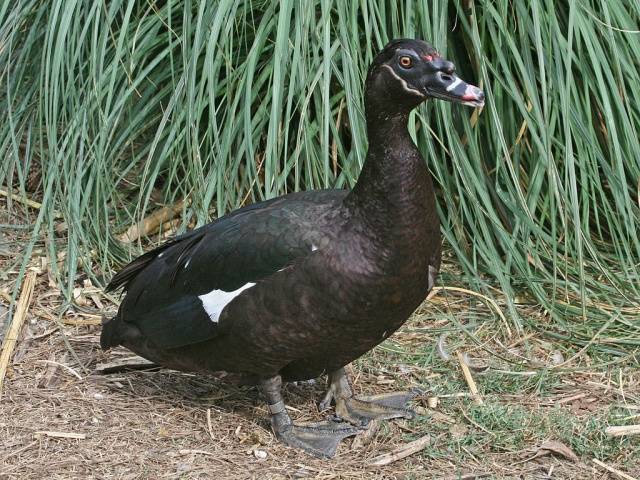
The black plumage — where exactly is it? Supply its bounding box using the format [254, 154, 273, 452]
[101, 39, 484, 457]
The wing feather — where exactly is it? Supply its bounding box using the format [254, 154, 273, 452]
[103, 190, 348, 350]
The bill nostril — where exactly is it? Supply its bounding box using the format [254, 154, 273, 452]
[440, 74, 453, 82]
[442, 61, 456, 74]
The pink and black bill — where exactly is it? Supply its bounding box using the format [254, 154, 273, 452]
[375, 39, 485, 107]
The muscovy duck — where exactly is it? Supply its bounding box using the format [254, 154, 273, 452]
[101, 38, 484, 457]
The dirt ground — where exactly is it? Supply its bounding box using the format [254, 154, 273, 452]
[1, 200, 638, 479]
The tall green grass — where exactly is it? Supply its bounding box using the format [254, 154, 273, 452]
[1, 1, 639, 352]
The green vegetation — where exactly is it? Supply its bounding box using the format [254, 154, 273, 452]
[463, 403, 633, 461]
[1, 1, 639, 351]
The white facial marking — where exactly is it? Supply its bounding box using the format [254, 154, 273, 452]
[184, 259, 190, 269]
[158, 252, 164, 258]
[198, 283, 255, 323]
[311, 244, 318, 252]
[382, 330, 388, 338]
[382, 65, 425, 98]
[446, 77, 462, 92]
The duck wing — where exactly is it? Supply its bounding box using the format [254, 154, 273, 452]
[101, 190, 347, 350]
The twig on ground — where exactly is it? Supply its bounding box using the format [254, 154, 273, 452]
[62, 316, 102, 326]
[95, 356, 158, 374]
[592, 458, 638, 480]
[0, 271, 36, 396]
[457, 352, 483, 405]
[37, 360, 82, 380]
[554, 392, 588, 405]
[435, 392, 473, 399]
[435, 334, 488, 372]
[352, 419, 380, 449]
[34, 431, 86, 440]
[118, 199, 187, 243]
[366, 434, 431, 466]
[179, 449, 216, 456]
[0, 188, 62, 218]
[206, 408, 215, 442]
[605, 425, 640, 437]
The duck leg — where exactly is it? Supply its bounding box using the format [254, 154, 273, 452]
[261, 375, 359, 458]
[319, 366, 418, 426]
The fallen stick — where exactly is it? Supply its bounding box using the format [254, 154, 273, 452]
[118, 199, 186, 243]
[0, 271, 37, 396]
[34, 431, 86, 440]
[605, 425, 640, 437]
[206, 408, 215, 442]
[96, 355, 157, 374]
[179, 449, 216, 456]
[366, 434, 431, 466]
[352, 419, 380, 449]
[592, 458, 638, 480]
[0, 188, 43, 210]
[457, 352, 483, 405]
[0, 188, 62, 218]
[37, 360, 82, 380]
[554, 392, 588, 405]
[61, 317, 102, 326]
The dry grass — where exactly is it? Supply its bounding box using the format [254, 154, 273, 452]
[1, 200, 639, 480]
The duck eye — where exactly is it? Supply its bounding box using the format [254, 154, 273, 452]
[399, 56, 413, 68]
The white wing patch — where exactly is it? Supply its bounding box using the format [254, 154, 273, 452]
[198, 283, 255, 323]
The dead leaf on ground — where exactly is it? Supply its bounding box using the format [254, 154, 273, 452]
[536, 440, 579, 462]
[513, 440, 578, 465]
[569, 397, 599, 414]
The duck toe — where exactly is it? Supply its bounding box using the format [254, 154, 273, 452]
[276, 421, 360, 458]
[335, 390, 419, 426]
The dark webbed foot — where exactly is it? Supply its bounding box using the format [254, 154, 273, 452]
[319, 367, 419, 426]
[276, 421, 359, 458]
[261, 376, 359, 458]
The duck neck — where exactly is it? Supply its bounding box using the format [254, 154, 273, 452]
[345, 109, 439, 234]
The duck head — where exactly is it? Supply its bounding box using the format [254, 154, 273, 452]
[365, 39, 485, 116]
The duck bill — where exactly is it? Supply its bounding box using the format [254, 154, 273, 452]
[424, 72, 485, 108]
